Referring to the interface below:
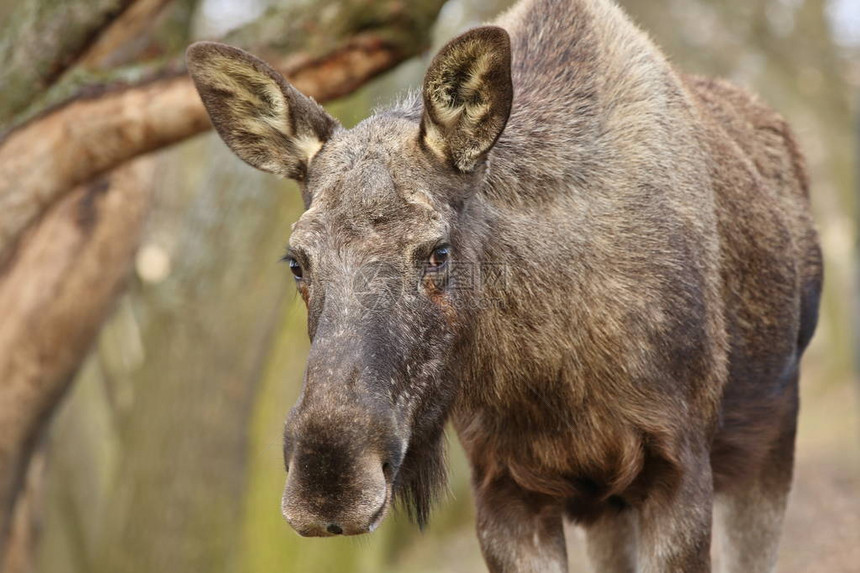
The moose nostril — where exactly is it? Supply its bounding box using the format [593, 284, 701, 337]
[326, 523, 343, 535]
[382, 462, 392, 479]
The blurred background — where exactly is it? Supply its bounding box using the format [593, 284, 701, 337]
[0, 0, 857, 572]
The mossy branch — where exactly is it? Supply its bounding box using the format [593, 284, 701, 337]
[0, 0, 141, 126]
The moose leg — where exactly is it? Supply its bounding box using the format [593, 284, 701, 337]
[473, 476, 568, 573]
[636, 445, 714, 573]
[714, 384, 798, 573]
[584, 510, 638, 573]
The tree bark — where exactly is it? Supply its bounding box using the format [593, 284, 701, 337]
[1, 451, 44, 573]
[0, 0, 140, 125]
[75, 0, 176, 70]
[0, 159, 154, 563]
[88, 138, 298, 573]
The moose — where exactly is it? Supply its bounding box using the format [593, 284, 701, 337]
[186, 0, 822, 570]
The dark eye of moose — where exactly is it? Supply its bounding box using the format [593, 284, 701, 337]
[428, 245, 450, 270]
[287, 257, 303, 279]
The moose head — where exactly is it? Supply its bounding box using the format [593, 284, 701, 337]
[187, 27, 513, 536]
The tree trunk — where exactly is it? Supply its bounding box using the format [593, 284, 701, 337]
[0, 159, 154, 562]
[76, 138, 300, 573]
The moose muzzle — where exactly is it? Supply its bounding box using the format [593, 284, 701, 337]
[281, 396, 405, 537]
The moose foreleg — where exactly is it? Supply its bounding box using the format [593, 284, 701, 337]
[585, 509, 638, 572]
[473, 476, 568, 573]
[636, 447, 714, 573]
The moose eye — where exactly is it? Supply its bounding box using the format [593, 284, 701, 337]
[428, 245, 450, 269]
[287, 257, 303, 279]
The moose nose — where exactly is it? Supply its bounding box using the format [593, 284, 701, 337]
[281, 445, 391, 537]
[282, 495, 387, 537]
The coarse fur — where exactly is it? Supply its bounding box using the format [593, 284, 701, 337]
[186, 0, 822, 571]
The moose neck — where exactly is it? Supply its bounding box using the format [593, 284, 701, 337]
[450, 0, 702, 419]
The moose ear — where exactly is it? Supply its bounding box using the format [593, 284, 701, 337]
[186, 41, 339, 180]
[420, 26, 513, 173]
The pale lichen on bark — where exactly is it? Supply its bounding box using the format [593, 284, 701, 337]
[0, 0, 138, 126]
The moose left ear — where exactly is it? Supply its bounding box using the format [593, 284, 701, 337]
[420, 26, 513, 173]
[186, 41, 339, 180]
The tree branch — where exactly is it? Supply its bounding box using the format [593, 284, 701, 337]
[0, 0, 142, 126]
[0, 0, 446, 266]
[75, 0, 176, 70]
[0, 158, 154, 562]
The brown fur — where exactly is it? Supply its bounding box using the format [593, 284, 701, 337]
[187, 0, 822, 570]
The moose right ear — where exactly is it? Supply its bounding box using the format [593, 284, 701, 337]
[186, 41, 339, 180]
[420, 26, 513, 173]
